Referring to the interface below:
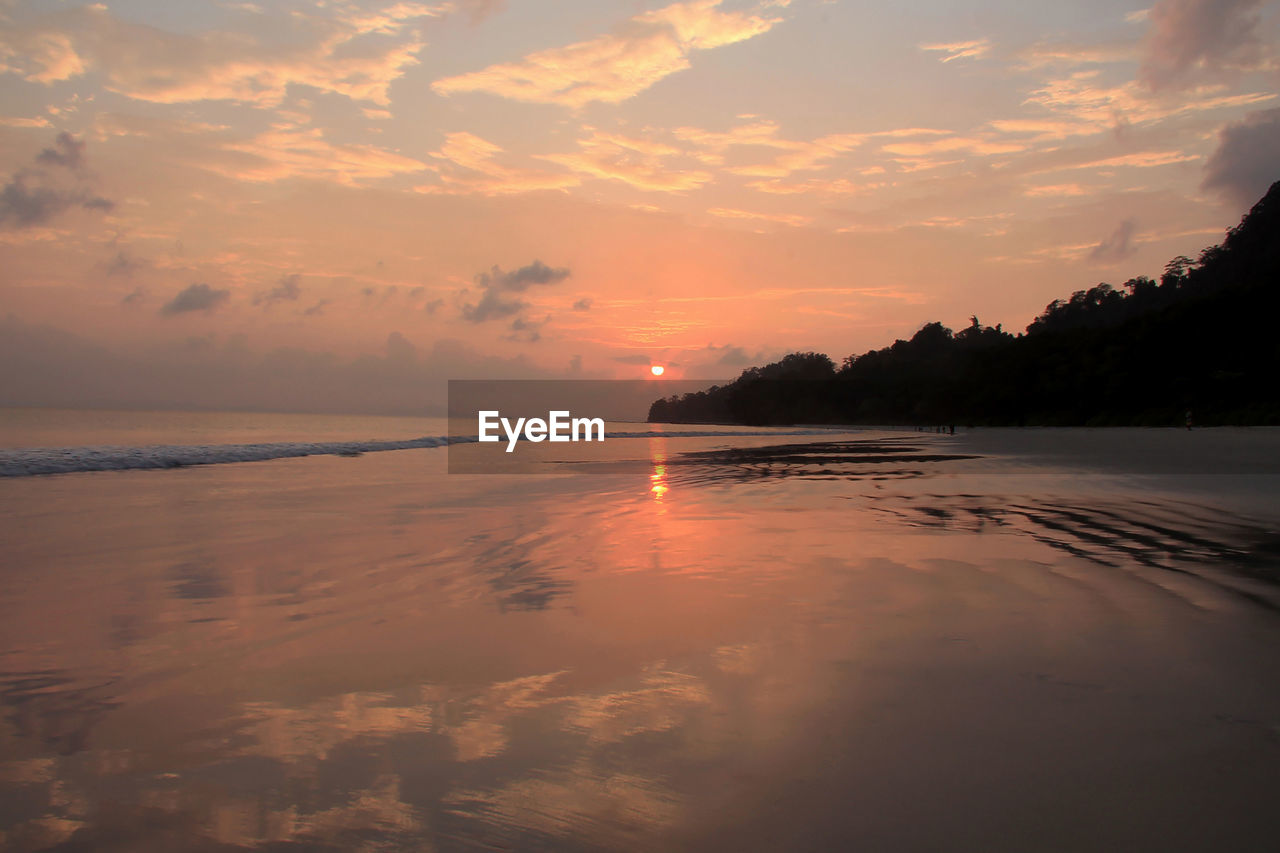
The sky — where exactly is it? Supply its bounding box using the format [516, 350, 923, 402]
[1, 0, 1279, 413]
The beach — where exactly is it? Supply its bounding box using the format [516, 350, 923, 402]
[1, 419, 1279, 850]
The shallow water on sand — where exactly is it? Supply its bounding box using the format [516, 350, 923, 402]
[1, 429, 1279, 851]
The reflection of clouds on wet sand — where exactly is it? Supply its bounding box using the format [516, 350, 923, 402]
[565, 665, 710, 744]
[3, 438, 1280, 850]
[240, 689, 435, 762]
[14, 660, 714, 848]
[291, 775, 425, 844]
[133, 772, 428, 849]
[712, 643, 762, 675]
[0, 816, 87, 851]
[439, 670, 568, 761]
[445, 761, 679, 850]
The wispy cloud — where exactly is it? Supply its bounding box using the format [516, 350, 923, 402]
[674, 121, 953, 179]
[920, 38, 991, 63]
[746, 177, 863, 195]
[1020, 69, 1275, 134]
[706, 207, 811, 227]
[219, 126, 428, 185]
[1013, 41, 1138, 70]
[0, 3, 443, 107]
[1023, 182, 1090, 197]
[539, 131, 711, 192]
[432, 0, 784, 107]
[880, 136, 1024, 157]
[85, 111, 423, 190]
[1033, 149, 1199, 174]
[419, 132, 579, 195]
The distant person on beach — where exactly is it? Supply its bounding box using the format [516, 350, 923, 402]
[1185, 409, 1193, 430]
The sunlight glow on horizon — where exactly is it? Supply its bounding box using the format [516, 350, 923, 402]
[0, 0, 1274, 413]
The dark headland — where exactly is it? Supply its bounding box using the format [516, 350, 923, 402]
[650, 181, 1280, 428]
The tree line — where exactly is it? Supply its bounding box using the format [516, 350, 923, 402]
[649, 180, 1280, 427]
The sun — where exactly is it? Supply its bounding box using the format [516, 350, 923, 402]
[650, 365, 665, 376]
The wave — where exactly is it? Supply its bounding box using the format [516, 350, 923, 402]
[0, 428, 852, 477]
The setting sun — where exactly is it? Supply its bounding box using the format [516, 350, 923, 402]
[650, 365, 665, 376]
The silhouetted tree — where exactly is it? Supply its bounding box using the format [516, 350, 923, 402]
[650, 180, 1280, 427]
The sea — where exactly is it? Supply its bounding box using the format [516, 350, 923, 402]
[1, 408, 1279, 851]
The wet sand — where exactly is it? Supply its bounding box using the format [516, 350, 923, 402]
[1, 429, 1279, 850]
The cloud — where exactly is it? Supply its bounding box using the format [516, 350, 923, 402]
[1018, 70, 1275, 138]
[572, 297, 593, 311]
[385, 329, 416, 362]
[920, 38, 991, 63]
[480, 259, 572, 292]
[507, 314, 548, 343]
[0, 174, 108, 227]
[674, 121, 953, 180]
[431, 0, 783, 107]
[1023, 183, 1089, 197]
[539, 131, 712, 192]
[0, 116, 53, 129]
[460, 290, 523, 322]
[216, 126, 428, 185]
[419, 131, 579, 195]
[1202, 108, 1280, 207]
[461, 260, 570, 323]
[710, 344, 751, 365]
[1034, 149, 1200, 175]
[338, 2, 451, 36]
[724, 132, 868, 177]
[0, 3, 441, 107]
[35, 132, 85, 169]
[254, 273, 302, 306]
[880, 135, 1024, 157]
[1088, 219, 1138, 263]
[453, 0, 506, 25]
[1139, 0, 1266, 90]
[105, 250, 146, 276]
[706, 207, 811, 227]
[162, 282, 231, 315]
[746, 177, 862, 195]
[1013, 40, 1137, 70]
[0, 133, 113, 229]
[303, 299, 331, 317]
[987, 118, 1107, 141]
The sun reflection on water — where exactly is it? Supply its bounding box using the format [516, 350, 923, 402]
[648, 437, 668, 501]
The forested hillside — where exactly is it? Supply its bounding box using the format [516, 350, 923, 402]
[649, 181, 1280, 427]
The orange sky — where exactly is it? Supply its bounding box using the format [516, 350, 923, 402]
[1, 0, 1278, 411]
